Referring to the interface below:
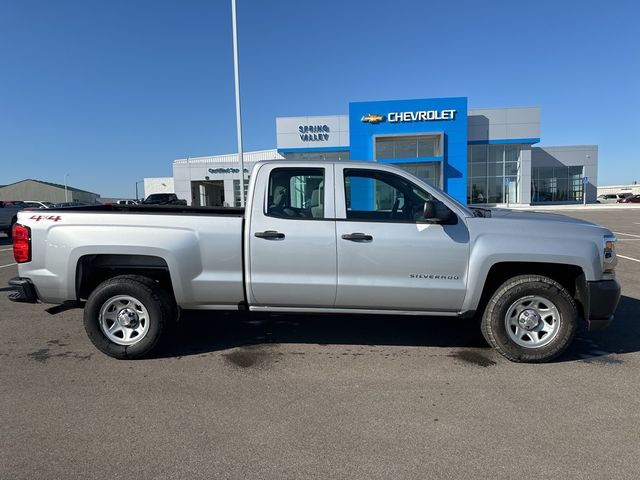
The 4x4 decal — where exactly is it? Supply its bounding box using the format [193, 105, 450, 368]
[29, 215, 62, 222]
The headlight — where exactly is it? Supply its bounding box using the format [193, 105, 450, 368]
[603, 235, 617, 277]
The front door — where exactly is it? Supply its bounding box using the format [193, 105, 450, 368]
[248, 164, 337, 307]
[335, 166, 469, 312]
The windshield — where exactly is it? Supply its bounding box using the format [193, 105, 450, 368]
[380, 164, 475, 217]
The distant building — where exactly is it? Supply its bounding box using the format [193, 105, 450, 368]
[142, 177, 174, 200]
[0, 179, 100, 204]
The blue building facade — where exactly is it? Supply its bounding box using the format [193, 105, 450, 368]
[348, 97, 468, 203]
[168, 95, 598, 207]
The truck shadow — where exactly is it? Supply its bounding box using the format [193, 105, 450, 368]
[564, 294, 640, 362]
[154, 295, 640, 362]
[155, 311, 489, 359]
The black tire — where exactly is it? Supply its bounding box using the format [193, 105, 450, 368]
[83, 275, 176, 359]
[481, 275, 577, 363]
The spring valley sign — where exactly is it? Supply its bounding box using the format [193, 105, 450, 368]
[299, 124, 330, 142]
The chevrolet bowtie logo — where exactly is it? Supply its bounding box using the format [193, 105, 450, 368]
[360, 113, 385, 124]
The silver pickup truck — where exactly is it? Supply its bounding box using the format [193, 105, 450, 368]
[8, 161, 621, 362]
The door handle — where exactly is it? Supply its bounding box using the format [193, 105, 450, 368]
[255, 230, 285, 240]
[341, 232, 373, 242]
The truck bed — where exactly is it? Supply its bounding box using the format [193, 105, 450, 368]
[16, 205, 246, 308]
[45, 204, 246, 216]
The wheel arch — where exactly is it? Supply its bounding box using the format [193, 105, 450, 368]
[76, 254, 175, 303]
[471, 261, 587, 321]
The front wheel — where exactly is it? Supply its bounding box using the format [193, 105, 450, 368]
[84, 275, 175, 359]
[481, 275, 577, 363]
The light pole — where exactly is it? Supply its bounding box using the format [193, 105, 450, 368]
[64, 173, 70, 202]
[231, 0, 246, 206]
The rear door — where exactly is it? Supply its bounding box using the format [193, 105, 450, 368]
[334, 166, 469, 312]
[247, 164, 337, 307]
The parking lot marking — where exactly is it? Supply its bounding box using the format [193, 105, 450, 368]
[0, 263, 17, 269]
[613, 231, 640, 238]
[618, 255, 640, 263]
[0, 248, 13, 252]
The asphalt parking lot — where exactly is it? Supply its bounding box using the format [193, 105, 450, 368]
[1, 209, 640, 480]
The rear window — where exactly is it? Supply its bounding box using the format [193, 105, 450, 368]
[266, 168, 325, 219]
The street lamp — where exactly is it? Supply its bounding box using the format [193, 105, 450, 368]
[64, 173, 70, 202]
[231, 0, 246, 206]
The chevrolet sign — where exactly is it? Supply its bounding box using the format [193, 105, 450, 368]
[361, 110, 457, 124]
[388, 110, 456, 123]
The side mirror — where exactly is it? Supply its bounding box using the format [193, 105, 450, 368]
[422, 200, 453, 224]
[423, 200, 435, 219]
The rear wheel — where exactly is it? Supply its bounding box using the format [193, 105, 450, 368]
[481, 275, 577, 363]
[84, 275, 175, 359]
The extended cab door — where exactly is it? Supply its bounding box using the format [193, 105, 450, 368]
[247, 164, 337, 307]
[334, 165, 469, 312]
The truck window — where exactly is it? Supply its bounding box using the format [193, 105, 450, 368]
[267, 168, 325, 219]
[344, 169, 433, 222]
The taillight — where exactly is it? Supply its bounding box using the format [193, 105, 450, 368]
[13, 224, 31, 263]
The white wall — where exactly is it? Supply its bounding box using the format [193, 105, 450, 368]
[143, 177, 175, 199]
[276, 115, 349, 149]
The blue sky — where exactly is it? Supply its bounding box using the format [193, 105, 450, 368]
[1, 0, 638, 198]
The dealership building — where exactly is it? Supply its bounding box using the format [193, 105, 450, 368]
[171, 97, 597, 207]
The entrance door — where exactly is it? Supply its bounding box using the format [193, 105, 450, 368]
[248, 164, 337, 307]
[191, 181, 225, 206]
[335, 166, 469, 312]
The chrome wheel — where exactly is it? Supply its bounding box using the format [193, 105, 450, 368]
[98, 295, 150, 346]
[505, 295, 560, 348]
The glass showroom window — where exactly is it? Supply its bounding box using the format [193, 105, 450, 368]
[375, 135, 441, 160]
[468, 145, 487, 204]
[467, 144, 520, 204]
[531, 166, 583, 203]
[233, 178, 249, 207]
[395, 162, 441, 188]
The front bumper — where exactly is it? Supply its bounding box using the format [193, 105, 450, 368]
[585, 279, 621, 330]
[8, 277, 39, 304]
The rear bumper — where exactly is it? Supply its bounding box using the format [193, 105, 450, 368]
[8, 277, 39, 304]
[585, 279, 621, 330]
